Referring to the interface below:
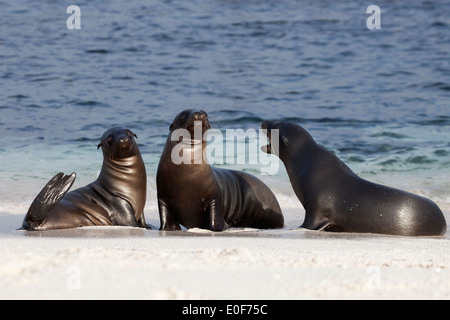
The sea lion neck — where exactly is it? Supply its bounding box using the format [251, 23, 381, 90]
[98, 153, 146, 191]
[278, 128, 317, 170]
[97, 152, 147, 221]
[105, 155, 140, 171]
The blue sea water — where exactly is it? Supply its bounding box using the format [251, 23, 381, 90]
[0, 0, 449, 223]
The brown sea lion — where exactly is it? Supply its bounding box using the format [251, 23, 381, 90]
[156, 109, 284, 231]
[261, 120, 447, 236]
[22, 127, 147, 231]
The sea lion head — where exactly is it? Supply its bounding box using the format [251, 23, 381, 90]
[97, 127, 140, 160]
[261, 120, 282, 155]
[170, 109, 211, 138]
[261, 121, 315, 158]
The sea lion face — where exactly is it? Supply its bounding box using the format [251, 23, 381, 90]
[261, 120, 303, 157]
[261, 121, 316, 160]
[170, 109, 211, 136]
[98, 127, 139, 160]
[261, 121, 282, 155]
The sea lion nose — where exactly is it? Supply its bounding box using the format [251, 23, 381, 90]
[193, 111, 208, 121]
[119, 136, 130, 145]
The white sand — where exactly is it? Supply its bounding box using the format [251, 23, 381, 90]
[0, 204, 449, 300]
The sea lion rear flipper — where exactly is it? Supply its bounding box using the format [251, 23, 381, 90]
[22, 172, 76, 230]
[300, 210, 331, 231]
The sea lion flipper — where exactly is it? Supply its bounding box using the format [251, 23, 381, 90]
[23, 172, 76, 229]
[158, 199, 181, 231]
[300, 209, 331, 231]
[300, 220, 331, 231]
[208, 198, 228, 232]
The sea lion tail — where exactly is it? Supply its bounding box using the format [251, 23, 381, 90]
[22, 172, 76, 230]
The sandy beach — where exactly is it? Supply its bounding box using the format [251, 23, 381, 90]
[1, 203, 449, 300]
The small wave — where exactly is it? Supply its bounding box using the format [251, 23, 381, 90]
[111, 76, 133, 81]
[211, 110, 265, 126]
[69, 100, 109, 108]
[301, 19, 341, 25]
[370, 132, 409, 139]
[151, 33, 175, 41]
[16, 125, 44, 133]
[232, 20, 290, 28]
[123, 46, 146, 52]
[79, 123, 109, 132]
[339, 144, 414, 156]
[379, 158, 399, 166]
[430, 21, 447, 27]
[434, 150, 449, 157]
[347, 156, 365, 163]
[286, 117, 387, 129]
[423, 82, 450, 91]
[74, 137, 101, 143]
[8, 94, 29, 100]
[85, 49, 110, 54]
[218, 116, 264, 126]
[406, 156, 438, 165]
[208, 115, 388, 130]
[24, 72, 59, 83]
[24, 104, 42, 109]
[410, 116, 450, 126]
[29, 77, 59, 83]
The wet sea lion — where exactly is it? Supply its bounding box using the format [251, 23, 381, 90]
[157, 109, 284, 231]
[261, 121, 447, 236]
[22, 127, 147, 231]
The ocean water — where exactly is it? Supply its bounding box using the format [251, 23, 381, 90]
[0, 0, 449, 229]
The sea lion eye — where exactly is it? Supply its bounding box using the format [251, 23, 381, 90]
[106, 135, 113, 145]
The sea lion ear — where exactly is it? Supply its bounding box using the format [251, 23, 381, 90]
[97, 143, 103, 150]
[261, 145, 271, 154]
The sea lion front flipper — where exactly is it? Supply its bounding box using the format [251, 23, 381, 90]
[22, 172, 76, 230]
[300, 209, 331, 231]
[300, 219, 331, 231]
[208, 199, 228, 232]
[158, 199, 181, 231]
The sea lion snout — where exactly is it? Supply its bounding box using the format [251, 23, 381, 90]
[118, 135, 132, 150]
[119, 136, 130, 144]
[170, 109, 210, 132]
[118, 131, 135, 145]
[261, 121, 275, 154]
[184, 110, 211, 132]
[193, 110, 208, 121]
[191, 110, 210, 131]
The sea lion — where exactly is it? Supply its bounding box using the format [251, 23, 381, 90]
[22, 127, 147, 231]
[156, 109, 284, 231]
[261, 121, 447, 237]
